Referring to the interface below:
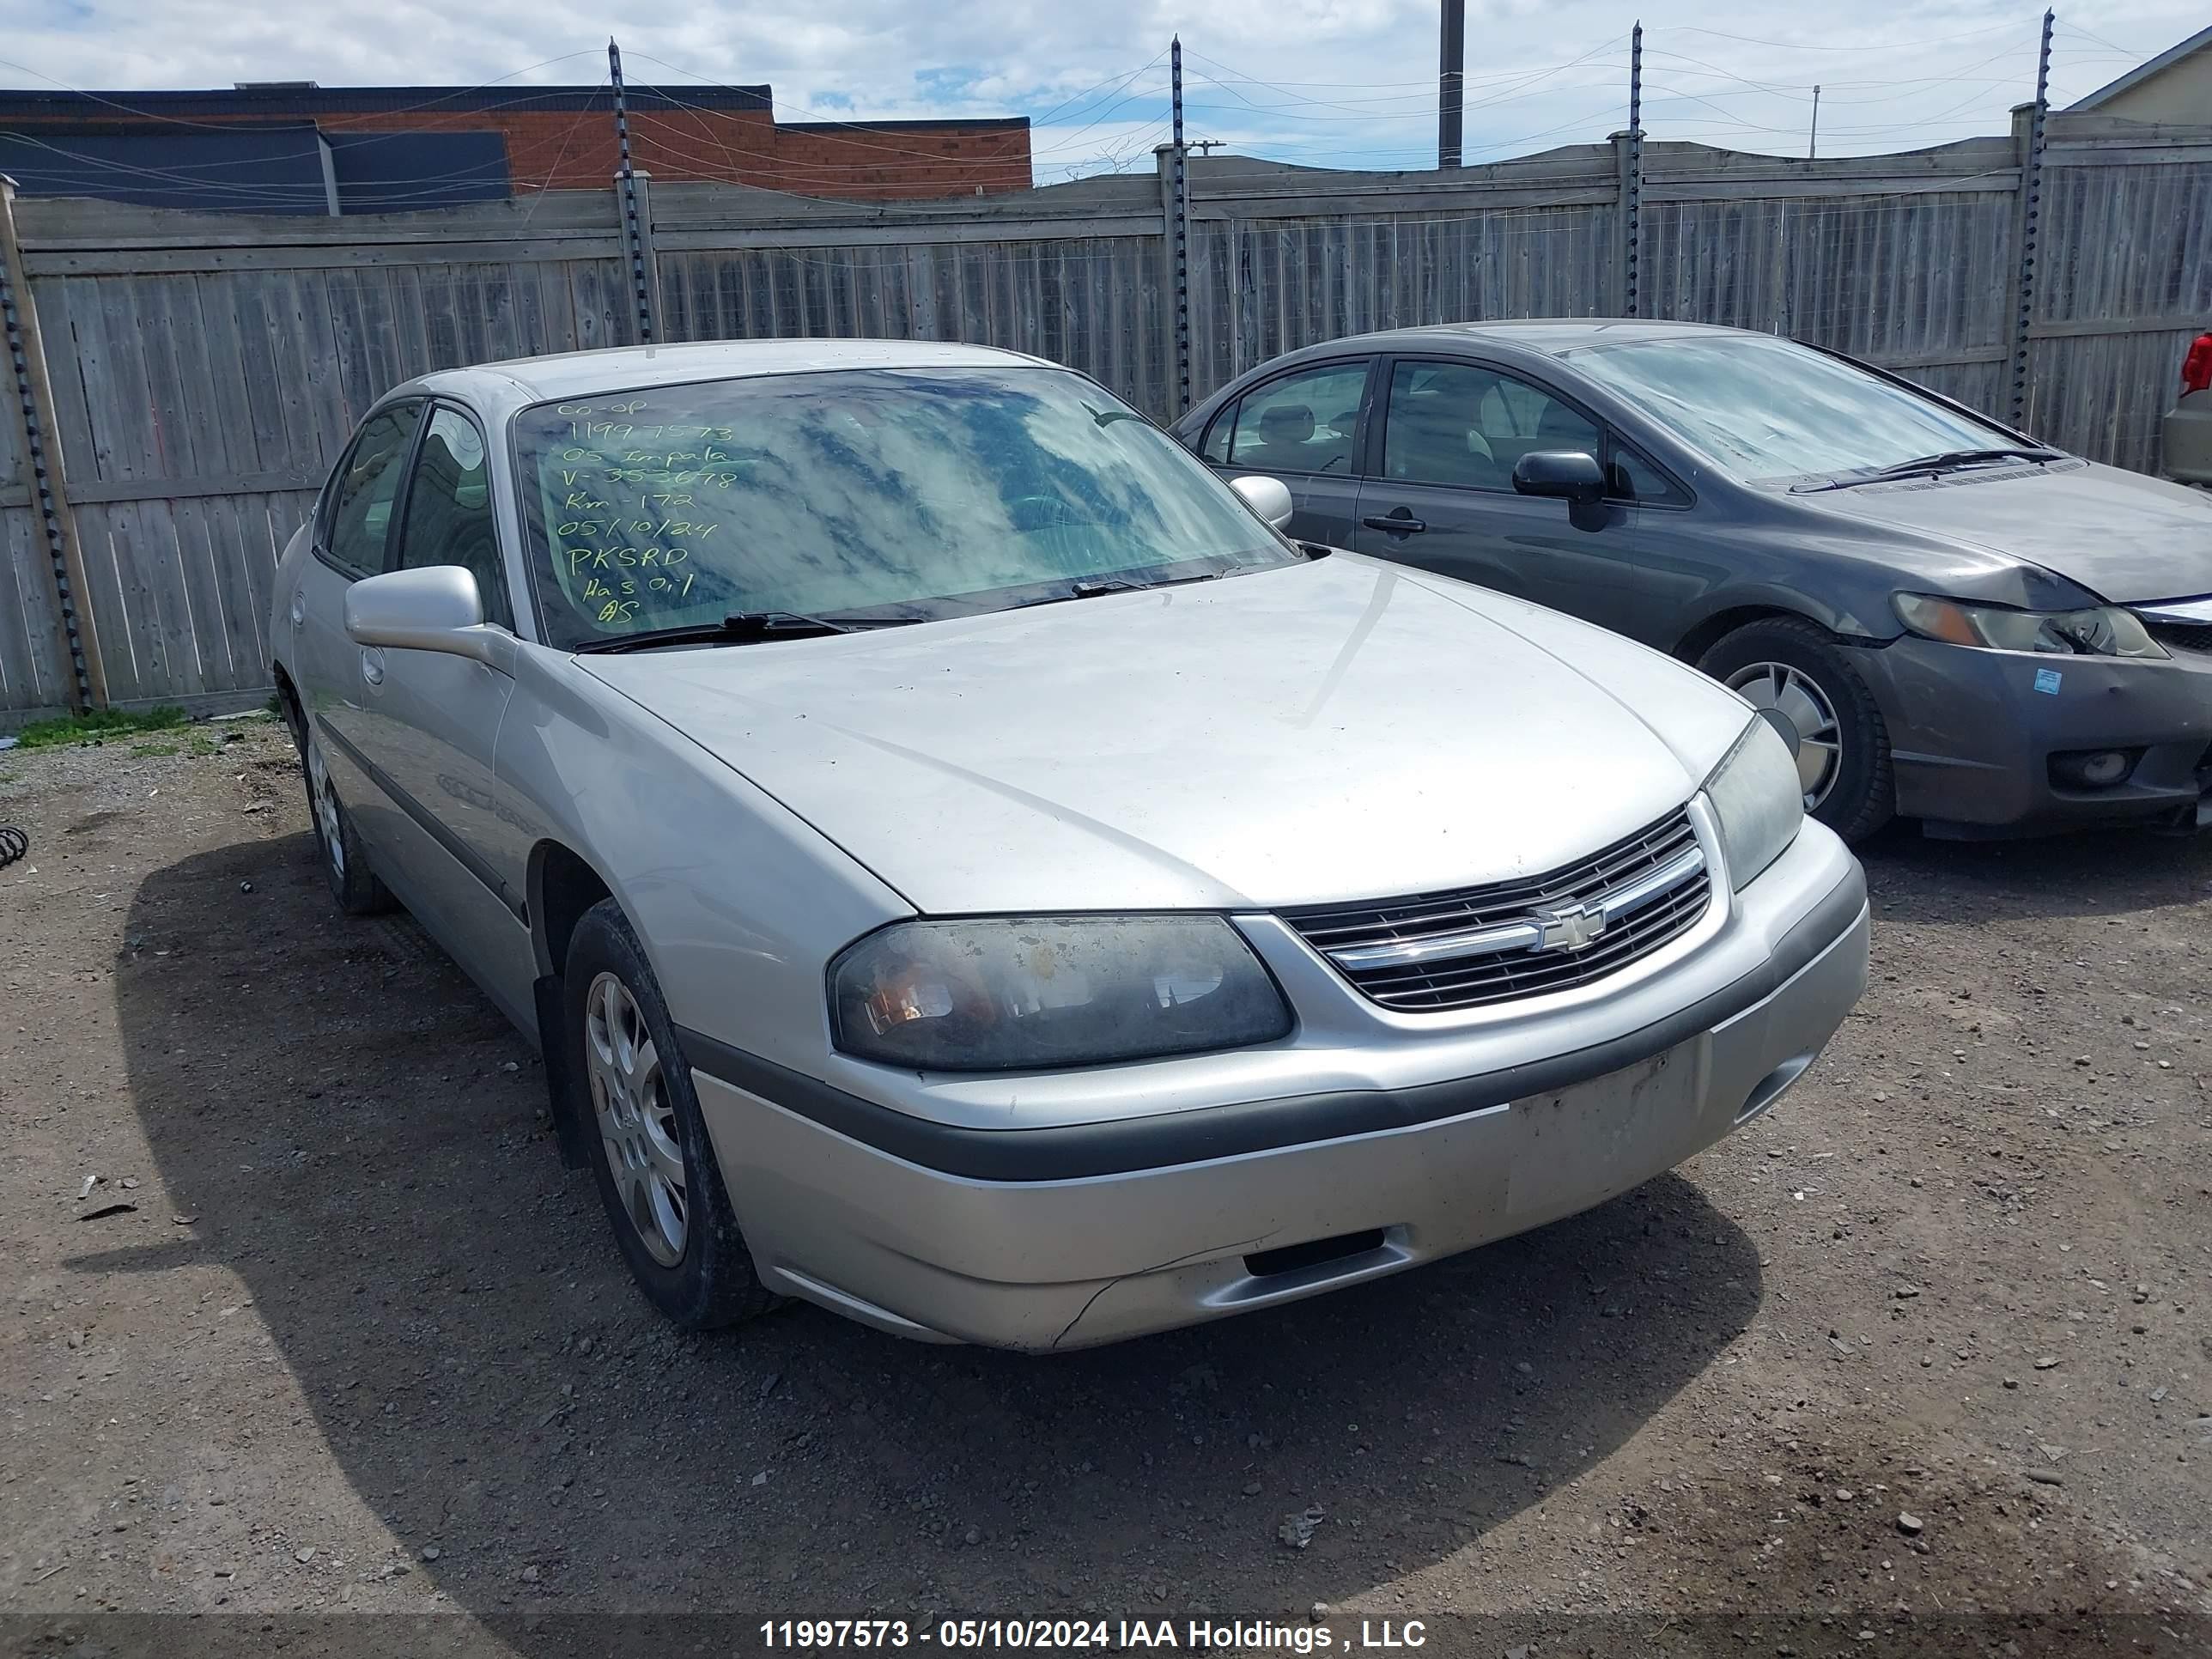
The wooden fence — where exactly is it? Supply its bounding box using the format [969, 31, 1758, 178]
[3, 112, 2209, 726]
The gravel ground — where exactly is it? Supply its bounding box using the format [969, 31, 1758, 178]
[0, 725, 2207, 1658]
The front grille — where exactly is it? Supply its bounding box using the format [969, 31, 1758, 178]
[1282, 808, 1711, 1012]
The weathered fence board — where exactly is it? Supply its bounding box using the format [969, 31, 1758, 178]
[2, 117, 2208, 723]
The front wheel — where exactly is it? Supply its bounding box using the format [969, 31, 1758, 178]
[564, 899, 775, 1331]
[1699, 617, 1894, 842]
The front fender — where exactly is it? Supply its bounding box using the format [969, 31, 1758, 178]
[493, 647, 913, 1079]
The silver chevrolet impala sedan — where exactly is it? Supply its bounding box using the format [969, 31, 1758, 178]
[270, 340, 1869, 1350]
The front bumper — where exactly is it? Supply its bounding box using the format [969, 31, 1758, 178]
[1847, 635, 2212, 836]
[687, 823, 1869, 1351]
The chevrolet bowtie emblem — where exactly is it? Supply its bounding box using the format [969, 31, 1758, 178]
[1535, 902, 1607, 953]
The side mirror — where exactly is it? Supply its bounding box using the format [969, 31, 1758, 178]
[344, 566, 511, 670]
[1512, 450, 1607, 507]
[1230, 474, 1296, 531]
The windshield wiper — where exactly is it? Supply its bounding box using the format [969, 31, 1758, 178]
[574, 611, 918, 653]
[1796, 447, 2063, 492]
[1005, 570, 1243, 613]
[1005, 577, 1155, 611]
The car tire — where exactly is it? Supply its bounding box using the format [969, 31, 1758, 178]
[564, 898, 776, 1332]
[300, 726, 394, 916]
[1698, 617, 1894, 843]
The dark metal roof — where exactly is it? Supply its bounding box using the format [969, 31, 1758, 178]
[0, 82, 772, 121]
[0, 121, 509, 214]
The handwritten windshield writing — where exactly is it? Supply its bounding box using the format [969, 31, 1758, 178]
[539, 398, 753, 626]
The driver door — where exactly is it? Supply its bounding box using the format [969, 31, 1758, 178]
[1351, 357, 1638, 626]
[331, 404, 535, 1026]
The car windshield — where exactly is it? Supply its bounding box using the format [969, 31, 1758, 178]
[1561, 333, 2025, 483]
[513, 365, 1294, 648]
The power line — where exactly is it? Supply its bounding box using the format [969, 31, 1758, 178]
[1651, 21, 2024, 52]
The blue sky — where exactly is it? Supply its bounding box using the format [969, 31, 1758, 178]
[0, 0, 2194, 185]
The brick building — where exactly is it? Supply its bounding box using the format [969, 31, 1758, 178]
[0, 82, 1031, 214]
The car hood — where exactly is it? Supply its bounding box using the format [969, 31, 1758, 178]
[1799, 459, 2212, 605]
[578, 556, 1752, 913]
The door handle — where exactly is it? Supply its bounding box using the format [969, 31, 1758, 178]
[359, 647, 385, 688]
[1361, 512, 1426, 536]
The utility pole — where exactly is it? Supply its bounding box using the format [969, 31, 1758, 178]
[2008, 8, 2054, 426]
[1438, 0, 1466, 168]
[1170, 36, 1192, 416]
[608, 38, 655, 344]
[1808, 85, 1820, 159]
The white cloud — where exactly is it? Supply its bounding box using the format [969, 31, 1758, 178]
[0, 0, 2196, 183]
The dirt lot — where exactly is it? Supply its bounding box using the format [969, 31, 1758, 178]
[1, 723, 2208, 1658]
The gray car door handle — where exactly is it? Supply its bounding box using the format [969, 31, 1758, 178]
[359, 647, 385, 687]
[1361, 512, 1426, 536]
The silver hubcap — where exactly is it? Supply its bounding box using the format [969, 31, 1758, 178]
[1729, 661, 1843, 810]
[585, 971, 687, 1267]
[307, 741, 345, 877]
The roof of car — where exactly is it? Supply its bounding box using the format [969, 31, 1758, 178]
[1311, 319, 1755, 356]
[398, 338, 1054, 408]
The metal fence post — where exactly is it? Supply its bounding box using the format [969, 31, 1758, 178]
[2007, 9, 2053, 428]
[1170, 37, 1193, 416]
[609, 39, 657, 345]
[0, 176, 100, 712]
[1622, 21, 1644, 319]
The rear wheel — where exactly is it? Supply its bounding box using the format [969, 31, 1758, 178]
[1699, 617, 1894, 842]
[564, 899, 775, 1331]
[301, 726, 393, 915]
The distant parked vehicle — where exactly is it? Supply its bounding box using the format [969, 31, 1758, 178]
[1176, 321, 2212, 842]
[2162, 329, 2212, 487]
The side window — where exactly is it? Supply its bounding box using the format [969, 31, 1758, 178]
[322, 403, 423, 577]
[1382, 361, 1602, 491]
[1607, 440, 1690, 506]
[397, 406, 512, 629]
[1222, 363, 1369, 476]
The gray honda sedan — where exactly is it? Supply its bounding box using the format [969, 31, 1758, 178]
[1177, 322, 2212, 842]
[272, 340, 1865, 1349]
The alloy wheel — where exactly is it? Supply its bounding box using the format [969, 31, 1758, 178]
[1727, 660, 1843, 810]
[584, 970, 688, 1267]
[307, 741, 347, 878]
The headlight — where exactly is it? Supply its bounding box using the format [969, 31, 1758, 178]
[1705, 717, 1804, 890]
[830, 915, 1291, 1072]
[1893, 593, 2166, 659]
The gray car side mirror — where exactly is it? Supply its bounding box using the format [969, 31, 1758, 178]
[344, 566, 514, 671]
[1230, 474, 1296, 530]
[1513, 450, 1607, 507]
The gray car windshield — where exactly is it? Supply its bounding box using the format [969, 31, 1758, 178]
[1562, 334, 2020, 483]
[514, 366, 1293, 647]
